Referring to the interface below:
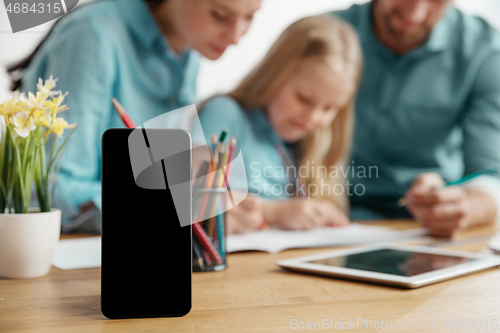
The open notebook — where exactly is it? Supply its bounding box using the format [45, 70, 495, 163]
[226, 223, 427, 254]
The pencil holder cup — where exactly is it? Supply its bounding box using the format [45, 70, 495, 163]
[192, 188, 227, 272]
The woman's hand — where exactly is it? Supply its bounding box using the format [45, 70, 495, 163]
[262, 198, 349, 230]
[226, 192, 264, 234]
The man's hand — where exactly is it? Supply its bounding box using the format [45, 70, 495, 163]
[262, 198, 349, 230]
[404, 173, 496, 238]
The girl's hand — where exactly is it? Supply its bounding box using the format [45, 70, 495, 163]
[262, 198, 349, 230]
[226, 192, 264, 234]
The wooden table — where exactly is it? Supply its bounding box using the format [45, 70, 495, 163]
[1, 220, 499, 333]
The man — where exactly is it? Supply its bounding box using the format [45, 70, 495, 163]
[331, 0, 500, 237]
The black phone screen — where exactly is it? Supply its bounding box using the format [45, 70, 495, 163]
[308, 249, 474, 277]
[101, 128, 192, 319]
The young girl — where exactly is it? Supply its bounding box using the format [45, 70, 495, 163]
[197, 15, 362, 234]
[7, 0, 261, 232]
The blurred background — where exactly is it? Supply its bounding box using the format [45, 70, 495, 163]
[1, 0, 500, 102]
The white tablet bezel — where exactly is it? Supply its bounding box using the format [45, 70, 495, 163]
[276, 244, 500, 288]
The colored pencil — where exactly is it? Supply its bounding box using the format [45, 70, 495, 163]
[193, 161, 210, 217]
[262, 142, 305, 230]
[275, 143, 307, 198]
[209, 134, 217, 172]
[208, 135, 228, 236]
[223, 137, 236, 188]
[196, 136, 219, 221]
[111, 97, 136, 128]
[213, 131, 227, 162]
[207, 145, 227, 236]
[223, 137, 236, 209]
[192, 131, 231, 267]
[216, 210, 225, 258]
[203, 249, 213, 265]
[192, 240, 204, 269]
[193, 222, 223, 264]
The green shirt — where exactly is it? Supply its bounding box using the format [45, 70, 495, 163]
[331, 3, 500, 218]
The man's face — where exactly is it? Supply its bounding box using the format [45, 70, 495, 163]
[375, 0, 452, 48]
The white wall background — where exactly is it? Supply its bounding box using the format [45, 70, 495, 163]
[1, 0, 500, 102]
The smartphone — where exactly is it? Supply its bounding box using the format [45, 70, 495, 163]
[101, 128, 192, 319]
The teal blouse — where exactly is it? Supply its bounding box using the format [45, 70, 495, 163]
[196, 96, 295, 200]
[21, 0, 201, 226]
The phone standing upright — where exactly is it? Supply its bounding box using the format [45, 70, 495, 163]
[101, 128, 192, 319]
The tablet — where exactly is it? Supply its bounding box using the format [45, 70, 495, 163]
[277, 244, 500, 288]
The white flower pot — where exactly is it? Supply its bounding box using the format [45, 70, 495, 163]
[0, 208, 61, 278]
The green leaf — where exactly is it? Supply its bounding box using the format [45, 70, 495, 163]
[48, 127, 77, 209]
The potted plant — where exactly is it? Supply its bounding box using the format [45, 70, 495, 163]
[0, 76, 76, 278]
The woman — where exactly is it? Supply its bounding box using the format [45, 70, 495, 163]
[197, 15, 363, 234]
[7, 0, 262, 232]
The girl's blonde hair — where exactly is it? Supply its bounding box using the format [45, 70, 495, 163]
[229, 15, 362, 212]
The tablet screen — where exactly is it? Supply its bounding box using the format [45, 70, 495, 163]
[308, 249, 476, 276]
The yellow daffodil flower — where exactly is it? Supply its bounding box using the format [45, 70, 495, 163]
[12, 111, 37, 138]
[35, 113, 51, 128]
[0, 77, 75, 137]
[1, 76, 77, 214]
[27, 91, 48, 109]
[0, 100, 20, 116]
[13, 91, 28, 105]
[51, 117, 76, 138]
[36, 75, 59, 97]
[43, 91, 69, 115]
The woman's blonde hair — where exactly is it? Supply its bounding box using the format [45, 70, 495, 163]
[229, 15, 362, 212]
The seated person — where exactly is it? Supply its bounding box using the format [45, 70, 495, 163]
[8, 0, 261, 233]
[196, 15, 363, 234]
[329, 0, 500, 237]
